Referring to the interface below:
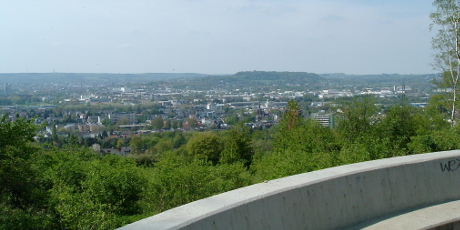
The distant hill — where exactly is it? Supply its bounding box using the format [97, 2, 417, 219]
[183, 71, 324, 90]
[233, 71, 322, 83]
[0, 72, 437, 92]
[0, 73, 206, 84]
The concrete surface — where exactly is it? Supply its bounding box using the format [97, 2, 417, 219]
[118, 150, 460, 230]
[346, 200, 460, 230]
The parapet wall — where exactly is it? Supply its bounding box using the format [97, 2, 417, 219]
[119, 150, 460, 230]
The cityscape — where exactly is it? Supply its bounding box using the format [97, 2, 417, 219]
[0, 71, 435, 153]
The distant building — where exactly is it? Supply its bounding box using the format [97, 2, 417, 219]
[121, 87, 132, 93]
[87, 116, 99, 123]
[64, 124, 77, 131]
[310, 102, 329, 107]
[310, 113, 334, 128]
[108, 113, 136, 124]
[78, 124, 90, 132]
[207, 103, 224, 112]
[411, 103, 427, 108]
[207, 103, 217, 111]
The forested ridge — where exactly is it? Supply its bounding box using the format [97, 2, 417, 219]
[170, 71, 323, 90]
[2, 95, 460, 229]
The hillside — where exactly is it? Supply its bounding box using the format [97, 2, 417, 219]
[179, 71, 324, 90]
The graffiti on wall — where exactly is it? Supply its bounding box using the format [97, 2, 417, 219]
[440, 159, 460, 172]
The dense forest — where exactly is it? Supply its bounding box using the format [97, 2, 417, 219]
[2, 94, 460, 229]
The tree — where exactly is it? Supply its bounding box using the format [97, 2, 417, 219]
[101, 118, 111, 126]
[376, 103, 419, 154]
[225, 114, 240, 125]
[116, 117, 130, 126]
[10, 96, 25, 105]
[116, 138, 125, 150]
[186, 132, 223, 164]
[172, 121, 178, 129]
[151, 116, 164, 130]
[51, 122, 58, 142]
[186, 117, 198, 129]
[173, 132, 186, 148]
[101, 130, 108, 138]
[221, 124, 254, 167]
[0, 115, 40, 202]
[431, 0, 460, 122]
[164, 120, 171, 129]
[336, 95, 378, 143]
[272, 100, 303, 152]
[130, 135, 143, 154]
[40, 148, 148, 229]
[146, 152, 251, 212]
[282, 100, 302, 130]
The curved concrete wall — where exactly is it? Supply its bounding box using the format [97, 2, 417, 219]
[119, 150, 460, 230]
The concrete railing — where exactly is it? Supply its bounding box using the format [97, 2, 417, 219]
[119, 150, 460, 230]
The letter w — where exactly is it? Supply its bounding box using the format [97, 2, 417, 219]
[440, 162, 451, 172]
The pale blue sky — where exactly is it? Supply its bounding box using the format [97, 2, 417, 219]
[1, 0, 435, 75]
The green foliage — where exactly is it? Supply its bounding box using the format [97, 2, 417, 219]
[408, 135, 439, 154]
[145, 152, 251, 212]
[116, 117, 131, 126]
[102, 118, 111, 126]
[151, 116, 164, 130]
[0, 97, 12, 105]
[431, 72, 460, 122]
[252, 150, 336, 182]
[151, 140, 174, 155]
[225, 114, 240, 125]
[273, 100, 338, 155]
[253, 100, 340, 182]
[272, 100, 302, 151]
[187, 131, 223, 164]
[376, 103, 418, 152]
[430, 128, 460, 150]
[0, 202, 53, 230]
[221, 124, 254, 167]
[251, 129, 273, 159]
[430, 0, 460, 122]
[51, 122, 58, 142]
[173, 131, 186, 148]
[116, 138, 125, 149]
[38, 147, 148, 229]
[130, 135, 143, 154]
[186, 117, 198, 129]
[0, 116, 42, 209]
[336, 95, 378, 143]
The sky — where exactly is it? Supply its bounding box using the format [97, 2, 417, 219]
[1, 0, 436, 75]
